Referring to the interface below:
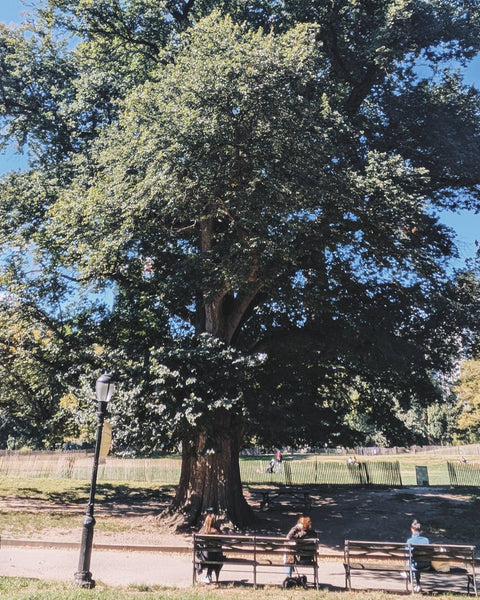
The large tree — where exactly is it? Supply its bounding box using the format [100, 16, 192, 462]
[454, 358, 480, 443]
[0, 0, 480, 526]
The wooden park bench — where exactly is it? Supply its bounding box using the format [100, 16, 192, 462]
[344, 539, 478, 595]
[193, 533, 319, 588]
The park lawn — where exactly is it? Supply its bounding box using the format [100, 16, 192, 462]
[0, 477, 90, 500]
[0, 477, 175, 537]
[0, 578, 471, 600]
[1, 449, 478, 496]
[0, 509, 134, 537]
[0, 450, 476, 504]
[0, 477, 172, 502]
[339, 452, 462, 486]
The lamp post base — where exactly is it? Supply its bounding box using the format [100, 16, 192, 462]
[74, 570, 96, 588]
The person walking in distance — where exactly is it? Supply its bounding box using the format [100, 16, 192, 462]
[275, 449, 283, 473]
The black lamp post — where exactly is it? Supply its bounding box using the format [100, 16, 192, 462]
[74, 373, 115, 588]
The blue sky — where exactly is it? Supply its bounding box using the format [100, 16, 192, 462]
[1, 1, 479, 265]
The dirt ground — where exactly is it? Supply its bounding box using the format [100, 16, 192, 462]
[2, 485, 480, 551]
[244, 486, 480, 551]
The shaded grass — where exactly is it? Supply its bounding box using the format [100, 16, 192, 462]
[0, 578, 471, 600]
[0, 478, 174, 504]
[0, 477, 90, 502]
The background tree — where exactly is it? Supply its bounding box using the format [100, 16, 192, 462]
[454, 359, 480, 443]
[0, 1, 480, 526]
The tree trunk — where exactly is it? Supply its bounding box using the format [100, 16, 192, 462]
[163, 410, 255, 529]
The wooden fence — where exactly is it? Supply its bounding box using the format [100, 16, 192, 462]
[447, 461, 480, 487]
[0, 452, 182, 483]
[6, 451, 480, 487]
[0, 452, 403, 486]
[239, 458, 402, 486]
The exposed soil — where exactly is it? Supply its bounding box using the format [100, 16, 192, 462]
[2, 485, 480, 551]
[244, 486, 480, 551]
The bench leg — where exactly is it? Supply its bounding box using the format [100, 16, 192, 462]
[313, 564, 318, 589]
[344, 567, 351, 590]
[467, 573, 477, 596]
[409, 569, 415, 595]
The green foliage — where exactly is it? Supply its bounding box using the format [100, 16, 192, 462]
[454, 359, 480, 443]
[110, 334, 259, 454]
[0, 0, 479, 454]
[392, 397, 461, 445]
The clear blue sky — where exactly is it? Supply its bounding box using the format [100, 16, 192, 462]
[1, 1, 479, 264]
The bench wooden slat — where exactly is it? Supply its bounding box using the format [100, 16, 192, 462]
[349, 562, 407, 572]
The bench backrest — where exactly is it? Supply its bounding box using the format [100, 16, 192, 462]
[411, 543, 476, 568]
[194, 534, 318, 563]
[345, 540, 476, 569]
[344, 540, 409, 564]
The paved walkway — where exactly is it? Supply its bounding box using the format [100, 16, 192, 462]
[0, 539, 469, 594]
[0, 539, 347, 589]
[1, 543, 194, 588]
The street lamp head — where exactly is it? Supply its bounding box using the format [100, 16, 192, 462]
[95, 373, 115, 404]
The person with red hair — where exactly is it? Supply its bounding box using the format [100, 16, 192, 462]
[284, 516, 317, 578]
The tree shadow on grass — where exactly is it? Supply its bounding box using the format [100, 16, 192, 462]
[12, 483, 176, 511]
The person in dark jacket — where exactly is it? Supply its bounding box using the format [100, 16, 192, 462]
[196, 513, 224, 584]
[284, 515, 317, 577]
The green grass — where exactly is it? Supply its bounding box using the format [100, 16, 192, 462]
[1, 449, 479, 494]
[0, 477, 176, 537]
[0, 510, 135, 537]
[0, 578, 472, 600]
[0, 477, 90, 501]
[1, 449, 480, 499]
[241, 452, 477, 486]
[0, 510, 79, 536]
[354, 453, 460, 486]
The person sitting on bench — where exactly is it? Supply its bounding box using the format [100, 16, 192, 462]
[406, 519, 430, 592]
[284, 515, 317, 577]
[196, 512, 224, 584]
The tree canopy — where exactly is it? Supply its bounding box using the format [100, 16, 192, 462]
[1, 0, 480, 524]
